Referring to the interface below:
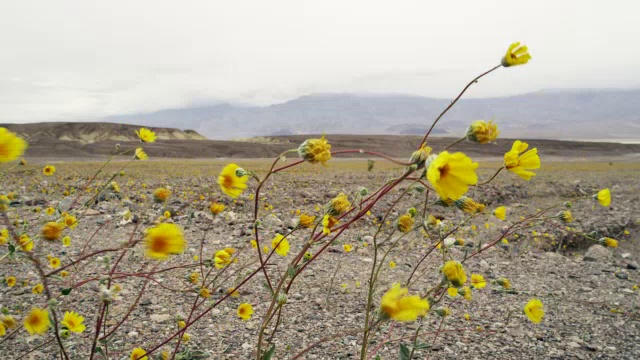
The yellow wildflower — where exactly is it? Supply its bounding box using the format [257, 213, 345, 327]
[389, 261, 396, 269]
[188, 272, 199, 284]
[397, 213, 414, 233]
[42, 165, 56, 176]
[18, 234, 33, 252]
[214, 249, 234, 268]
[6, 276, 16, 287]
[343, 244, 353, 253]
[62, 236, 71, 247]
[470, 274, 487, 289]
[0, 127, 28, 162]
[209, 203, 225, 215]
[380, 284, 430, 322]
[523, 298, 544, 323]
[454, 196, 485, 214]
[459, 286, 472, 301]
[144, 223, 186, 260]
[442, 260, 467, 287]
[32, 283, 44, 294]
[49, 257, 61, 269]
[271, 234, 290, 257]
[217, 164, 249, 198]
[199, 287, 211, 298]
[409, 145, 432, 165]
[427, 151, 478, 200]
[153, 188, 171, 203]
[493, 206, 507, 220]
[327, 193, 351, 216]
[46, 207, 56, 216]
[228, 287, 240, 298]
[466, 120, 499, 144]
[447, 287, 458, 297]
[63, 215, 78, 229]
[42, 222, 63, 241]
[504, 140, 540, 180]
[1, 315, 16, 329]
[501, 42, 532, 67]
[134, 147, 148, 160]
[322, 215, 338, 235]
[24, 307, 50, 335]
[596, 188, 611, 207]
[556, 211, 573, 223]
[135, 127, 157, 143]
[237, 303, 253, 321]
[298, 135, 332, 165]
[600, 237, 618, 248]
[298, 214, 316, 228]
[130, 347, 148, 360]
[497, 277, 511, 289]
[61, 311, 86, 333]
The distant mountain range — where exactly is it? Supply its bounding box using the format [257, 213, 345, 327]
[98, 89, 640, 142]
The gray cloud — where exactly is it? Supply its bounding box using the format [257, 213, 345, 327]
[1, 0, 639, 122]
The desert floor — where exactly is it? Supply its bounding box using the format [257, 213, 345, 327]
[1, 157, 639, 359]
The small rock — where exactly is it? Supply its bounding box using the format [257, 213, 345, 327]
[626, 261, 638, 270]
[584, 245, 612, 262]
[150, 314, 172, 323]
[615, 272, 629, 280]
[226, 211, 237, 225]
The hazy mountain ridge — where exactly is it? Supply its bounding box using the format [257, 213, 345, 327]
[0, 122, 208, 144]
[100, 89, 640, 141]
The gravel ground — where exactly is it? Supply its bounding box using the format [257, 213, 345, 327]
[1, 159, 639, 359]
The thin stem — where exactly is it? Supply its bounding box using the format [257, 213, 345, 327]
[419, 64, 502, 149]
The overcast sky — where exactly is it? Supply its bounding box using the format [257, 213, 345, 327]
[1, 0, 639, 123]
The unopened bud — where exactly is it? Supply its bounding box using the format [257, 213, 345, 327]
[358, 187, 369, 197]
[563, 201, 572, 208]
[276, 293, 288, 305]
[407, 207, 417, 217]
[59, 329, 70, 339]
[235, 168, 247, 177]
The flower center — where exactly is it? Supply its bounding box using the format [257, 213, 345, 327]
[222, 175, 234, 189]
[151, 235, 169, 252]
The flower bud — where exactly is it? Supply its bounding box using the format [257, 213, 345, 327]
[407, 208, 417, 218]
[435, 307, 451, 317]
[47, 299, 59, 308]
[59, 329, 70, 339]
[563, 201, 572, 208]
[303, 252, 312, 262]
[358, 187, 369, 197]
[235, 168, 247, 177]
[277, 293, 288, 305]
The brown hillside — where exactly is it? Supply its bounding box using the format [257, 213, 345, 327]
[6, 125, 639, 160]
[1, 122, 208, 144]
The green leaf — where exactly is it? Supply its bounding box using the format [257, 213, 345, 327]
[287, 265, 297, 278]
[414, 343, 431, 350]
[399, 343, 411, 360]
[8, 244, 15, 254]
[94, 347, 104, 355]
[61, 288, 72, 295]
[261, 345, 276, 360]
